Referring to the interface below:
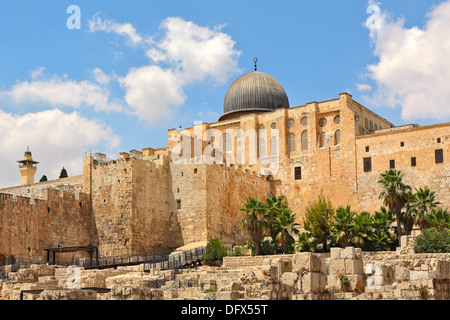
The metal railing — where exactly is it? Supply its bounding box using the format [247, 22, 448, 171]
[0, 247, 206, 274]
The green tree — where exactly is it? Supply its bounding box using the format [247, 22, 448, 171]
[332, 205, 356, 248]
[39, 175, 48, 182]
[426, 208, 450, 232]
[203, 238, 228, 265]
[59, 167, 68, 179]
[350, 211, 373, 249]
[410, 186, 440, 230]
[378, 169, 412, 240]
[264, 194, 290, 246]
[240, 197, 268, 256]
[302, 193, 335, 252]
[414, 228, 450, 253]
[272, 208, 300, 254]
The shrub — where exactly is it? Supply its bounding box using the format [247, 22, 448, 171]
[203, 238, 228, 265]
[413, 228, 449, 253]
[260, 239, 276, 255]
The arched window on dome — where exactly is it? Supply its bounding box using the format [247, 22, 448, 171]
[270, 136, 278, 156]
[334, 130, 341, 146]
[301, 131, 308, 151]
[287, 133, 296, 153]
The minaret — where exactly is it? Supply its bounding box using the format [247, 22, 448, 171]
[17, 147, 39, 185]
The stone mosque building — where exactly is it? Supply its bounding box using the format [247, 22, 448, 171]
[0, 61, 449, 264]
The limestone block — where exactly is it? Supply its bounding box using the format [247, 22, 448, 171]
[326, 274, 341, 293]
[409, 270, 436, 281]
[293, 252, 323, 273]
[341, 247, 356, 259]
[435, 260, 450, 280]
[216, 291, 244, 300]
[329, 259, 346, 276]
[347, 274, 365, 293]
[281, 272, 298, 288]
[271, 257, 293, 276]
[330, 248, 342, 259]
[301, 272, 325, 293]
[345, 259, 364, 275]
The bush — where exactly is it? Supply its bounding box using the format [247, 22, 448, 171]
[203, 238, 228, 265]
[413, 228, 449, 253]
[260, 239, 276, 255]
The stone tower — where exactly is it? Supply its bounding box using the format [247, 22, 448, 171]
[17, 147, 39, 185]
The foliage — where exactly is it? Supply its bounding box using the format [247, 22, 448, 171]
[39, 175, 48, 182]
[59, 167, 68, 179]
[413, 228, 449, 253]
[260, 239, 277, 255]
[332, 206, 356, 248]
[295, 232, 319, 253]
[272, 207, 301, 254]
[408, 186, 440, 230]
[302, 192, 335, 252]
[378, 169, 412, 239]
[203, 238, 228, 265]
[231, 245, 246, 257]
[240, 197, 268, 256]
[340, 276, 351, 292]
[426, 208, 450, 232]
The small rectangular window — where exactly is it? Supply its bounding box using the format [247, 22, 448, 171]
[176, 200, 182, 210]
[363, 157, 372, 172]
[294, 167, 302, 180]
[437, 138, 441, 143]
[365, 146, 370, 152]
[435, 149, 444, 163]
[400, 142, 405, 147]
[194, 168, 198, 174]
[411, 157, 416, 167]
[390, 160, 395, 169]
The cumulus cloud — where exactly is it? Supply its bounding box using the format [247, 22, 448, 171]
[0, 75, 123, 112]
[92, 68, 112, 85]
[0, 109, 120, 188]
[88, 14, 147, 45]
[119, 17, 241, 125]
[363, 0, 450, 121]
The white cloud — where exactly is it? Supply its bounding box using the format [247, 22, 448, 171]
[30, 67, 45, 80]
[119, 65, 186, 125]
[0, 75, 123, 112]
[120, 17, 241, 125]
[364, 0, 450, 121]
[88, 15, 147, 45]
[0, 109, 120, 188]
[92, 68, 112, 85]
[357, 83, 372, 92]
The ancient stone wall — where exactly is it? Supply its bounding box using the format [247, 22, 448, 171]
[0, 189, 93, 264]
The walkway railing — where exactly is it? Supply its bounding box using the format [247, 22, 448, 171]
[0, 247, 206, 275]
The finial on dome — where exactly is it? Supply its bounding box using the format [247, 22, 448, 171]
[253, 57, 258, 71]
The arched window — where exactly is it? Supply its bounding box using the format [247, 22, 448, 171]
[287, 118, 295, 129]
[365, 118, 369, 130]
[319, 118, 327, 127]
[221, 133, 232, 153]
[288, 133, 296, 153]
[271, 122, 277, 129]
[319, 132, 325, 148]
[270, 136, 278, 156]
[301, 131, 308, 151]
[374, 123, 378, 131]
[334, 130, 341, 146]
[370, 121, 373, 131]
[301, 116, 308, 126]
[258, 138, 266, 158]
[334, 115, 341, 125]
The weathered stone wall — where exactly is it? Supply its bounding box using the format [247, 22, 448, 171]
[355, 123, 450, 212]
[0, 189, 94, 264]
[0, 175, 84, 200]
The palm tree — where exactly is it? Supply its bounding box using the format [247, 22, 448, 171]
[332, 205, 356, 248]
[378, 169, 412, 240]
[350, 211, 372, 249]
[426, 208, 450, 232]
[240, 197, 268, 256]
[272, 208, 300, 253]
[264, 194, 289, 242]
[410, 186, 440, 230]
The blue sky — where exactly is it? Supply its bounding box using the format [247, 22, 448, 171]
[0, 0, 449, 187]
